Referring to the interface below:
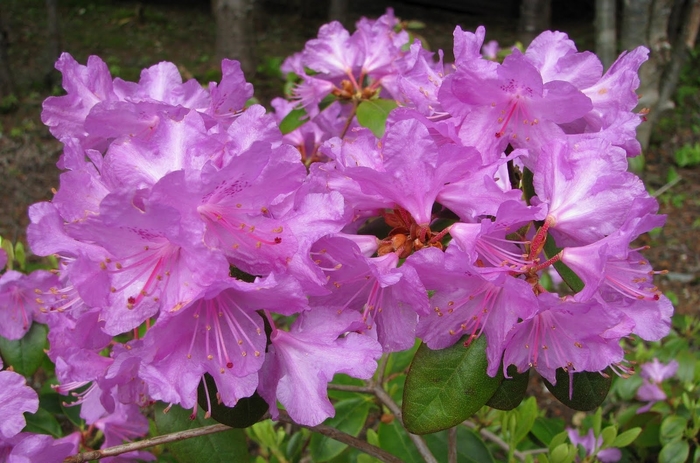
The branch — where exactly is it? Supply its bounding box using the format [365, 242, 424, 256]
[373, 353, 390, 386]
[448, 426, 458, 463]
[276, 410, 403, 463]
[326, 383, 373, 393]
[63, 423, 231, 463]
[653, 175, 682, 197]
[373, 385, 439, 463]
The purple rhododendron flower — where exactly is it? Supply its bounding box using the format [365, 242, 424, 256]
[0, 367, 39, 439]
[259, 307, 382, 426]
[0, 270, 59, 340]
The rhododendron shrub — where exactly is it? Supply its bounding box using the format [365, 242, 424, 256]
[0, 10, 673, 462]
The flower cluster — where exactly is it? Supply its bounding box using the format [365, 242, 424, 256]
[0, 9, 673, 458]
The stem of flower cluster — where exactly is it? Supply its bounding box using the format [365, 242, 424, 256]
[339, 100, 359, 139]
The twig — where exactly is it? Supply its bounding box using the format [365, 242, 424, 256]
[373, 385, 439, 463]
[63, 423, 232, 463]
[339, 100, 359, 139]
[327, 383, 374, 393]
[373, 353, 390, 386]
[448, 426, 458, 463]
[652, 175, 682, 197]
[276, 410, 403, 463]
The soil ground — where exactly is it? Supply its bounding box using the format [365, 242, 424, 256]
[0, 0, 697, 317]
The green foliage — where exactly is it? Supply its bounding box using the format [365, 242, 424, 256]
[154, 402, 250, 463]
[674, 142, 700, 167]
[279, 108, 308, 134]
[543, 368, 613, 411]
[197, 373, 269, 428]
[486, 367, 529, 411]
[356, 99, 398, 138]
[0, 322, 48, 376]
[309, 396, 374, 462]
[402, 336, 502, 434]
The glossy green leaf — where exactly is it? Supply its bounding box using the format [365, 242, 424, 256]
[543, 369, 612, 411]
[486, 366, 529, 410]
[197, 373, 268, 428]
[0, 323, 48, 376]
[423, 427, 495, 463]
[309, 397, 373, 462]
[659, 439, 690, 463]
[356, 99, 398, 138]
[377, 419, 423, 463]
[279, 108, 308, 134]
[23, 407, 63, 437]
[402, 336, 502, 434]
[154, 402, 249, 463]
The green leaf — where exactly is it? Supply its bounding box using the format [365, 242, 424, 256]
[600, 425, 617, 449]
[23, 407, 63, 437]
[197, 373, 268, 428]
[623, 412, 661, 447]
[402, 336, 502, 434]
[384, 340, 420, 377]
[14, 242, 26, 271]
[543, 235, 584, 293]
[548, 430, 569, 452]
[423, 427, 495, 463]
[356, 99, 398, 138]
[660, 416, 688, 444]
[154, 402, 249, 463]
[611, 374, 643, 401]
[0, 323, 48, 376]
[0, 237, 13, 270]
[612, 427, 641, 448]
[543, 369, 612, 411]
[309, 397, 373, 462]
[531, 417, 565, 446]
[60, 392, 85, 428]
[377, 420, 423, 463]
[279, 108, 308, 134]
[285, 428, 308, 461]
[513, 397, 538, 445]
[486, 366, 529, 410]
[550, 443, 570, 463]
[659, 439, 690, 463]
